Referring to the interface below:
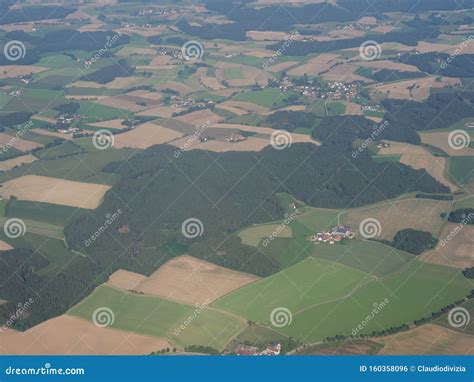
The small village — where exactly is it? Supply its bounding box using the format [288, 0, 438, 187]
[228, 343, 281, 356]
[308, 224, 354, 245]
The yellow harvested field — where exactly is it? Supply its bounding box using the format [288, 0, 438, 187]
[175, 109, 222, 126]
[419, 131, 473, 157]
[263, 104, 306, 115]
[112, 122, 184, 149]
[0, 175, 110, 209]
[421, 224, 473, 269]
[0, 315, 171, 355]
[31, 128, 73, 140]
[116, 46, 157, 56]
[378, 141, 457, 190]
[104, 77, 146, 89]
[376, 324, 474, 355]
[371, 25, 397, 33]
[87, 119, 127, 130]
[32, 115, 57, 124]
[357, 16, 377, 25]
[0, 240, 13, 250]
[246, 30, 304, 41]
[416, 41, 474, 55]
[239, 224, 292, 246]
[267, 61, 298, 72]
[65, 95, 106, 101]
[288, 54, 340, 76]
[133, 255, 259, 305]
[321, 63, 369, 82]
[341, 198, 451, 241]
[136, 106, 186, 118]
[0, 65, 48, 79]
[107, 269, 147, 290]
[215, 62, 271, 87]
[341, 101, 362, 115]
[220, 100, 268, 114]
[358, 60, 420, 72]
[370, 76, 461, 101]
[217, 104, 248, 116]
[0, 132, 43, 152]
[171, 123, 317, 153]
[0, 154, 37, 171]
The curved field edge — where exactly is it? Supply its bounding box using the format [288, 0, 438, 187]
[212, 257, 471, 344]
[67, 285, 246, 351]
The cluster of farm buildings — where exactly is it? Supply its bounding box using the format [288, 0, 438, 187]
[308, 224, 354, 244]
[229, 343, 281, 356]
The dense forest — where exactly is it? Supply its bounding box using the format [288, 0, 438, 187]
[0, 2, 74, 25]
[384, 229, 438, 255]
[397, 53, 474, 78]
[0, 29, 130, 65]
[80, 60, 135, 84]
[442, 208, 474, 224]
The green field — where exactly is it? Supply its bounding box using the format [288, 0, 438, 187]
[77, 102, 129, 121]
[213, 257, 370, 322]
[224, 67, 244, 80]
[34, 141, 84, 159]
[0, 216, 63, 240]
[327, 101, 345, 116]
[213, 257, 471, 343]
[449, 156, 474, 186]
[69, 286, 245, 350]
[5, 200, 83, 226]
